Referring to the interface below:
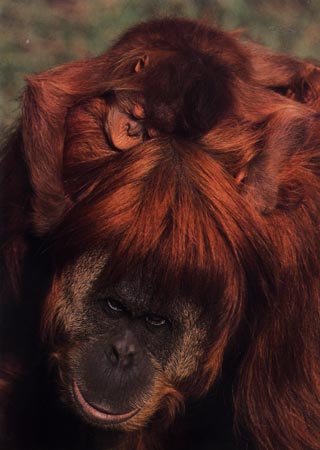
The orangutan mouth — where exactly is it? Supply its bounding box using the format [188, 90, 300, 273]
[73, 381, 140, 424]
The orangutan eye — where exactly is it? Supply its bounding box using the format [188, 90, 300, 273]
[106, 297, 125, 312]
[145, 314, 167, 327]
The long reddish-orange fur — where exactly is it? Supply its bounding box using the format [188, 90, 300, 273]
[1, 18, 320, 450]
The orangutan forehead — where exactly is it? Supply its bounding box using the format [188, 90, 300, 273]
[61, 250, 202, 319]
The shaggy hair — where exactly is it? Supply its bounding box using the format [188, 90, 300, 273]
[1, 18, 320, 450]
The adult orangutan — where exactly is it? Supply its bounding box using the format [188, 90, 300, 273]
[1, 18, 320, 450]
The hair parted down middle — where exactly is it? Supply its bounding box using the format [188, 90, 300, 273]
[1, 17, 320, 450]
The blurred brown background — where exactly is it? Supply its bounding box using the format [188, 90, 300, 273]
[1, 0, 320, 129]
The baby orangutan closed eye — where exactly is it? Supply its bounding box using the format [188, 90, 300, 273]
[1, 17, 320, 450]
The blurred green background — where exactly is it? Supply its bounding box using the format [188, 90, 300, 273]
[1, 0, 320, 128]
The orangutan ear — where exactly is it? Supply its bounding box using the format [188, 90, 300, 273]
[240, 106, 310, 214]
[134, 55, 150, 73]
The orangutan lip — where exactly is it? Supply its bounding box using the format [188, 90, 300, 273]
[73, 381, 140, 424]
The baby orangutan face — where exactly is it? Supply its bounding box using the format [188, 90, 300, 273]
[105, 96, 159, 151]
[106, 101, 146, 151]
